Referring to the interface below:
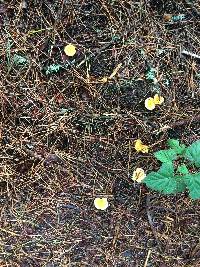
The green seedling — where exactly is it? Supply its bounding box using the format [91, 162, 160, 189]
[143, 139, 200, 199]
[45, 63, 62, 75]
[172, 14, 185, 22]
[13, 54, 29, 67]
[145, 67, 158, 85]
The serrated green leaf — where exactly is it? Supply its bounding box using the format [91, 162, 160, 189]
[183, 172, 200, 199]
[175, 176, 187, 192]
[158, 161, 174, 176]
[177, 164, 189, 175]
[154, 149, 177, 163]
[144, 163, 186, 194]
[144, 162, 177, 194]
[178, 145, 186, 155]
[185, 140, 200, 167]
[167, 139, 186, 155]
[167, 139, 180, 148]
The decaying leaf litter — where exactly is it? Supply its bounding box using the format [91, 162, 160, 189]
[0, 0, 200, 266]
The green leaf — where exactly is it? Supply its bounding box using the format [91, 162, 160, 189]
[45, 64, 62, 75]
[172, 14, 185, 22]
[185, 140, 200, 167]
[175, 176, 187, 193]
[144, 162, 177, 194]
[13, 54, 28, 67]
[145, 67, 156, 81]
[167, 139, 186, 155]
[154, 149, 177, 163]
[144, 163, 187, 194]
[183, 172, 200, 199]
[167, 139, 180, 148]
[177, 164, 189, 175]
[159, 161, 174, 176]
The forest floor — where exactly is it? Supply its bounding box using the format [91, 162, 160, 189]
[0, 1, 200, 266]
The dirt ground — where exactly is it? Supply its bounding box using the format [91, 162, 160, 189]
[0, 0, 200, 266]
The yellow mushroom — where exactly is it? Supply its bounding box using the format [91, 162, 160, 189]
[145, 97, 156, 110]
[94, 198, 108, 210]
[153, 94, 164, 105]
[132, 168, 146, 183]
[64, 44, 76, 57]
[134, 139, 149, 153]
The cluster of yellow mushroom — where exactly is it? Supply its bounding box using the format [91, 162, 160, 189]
[132, 139, 148, 182]
[145, 94, 164, 110]
[64, 45, 165, 210]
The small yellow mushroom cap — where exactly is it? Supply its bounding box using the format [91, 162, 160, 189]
[145, 97, 156, 110]
[64, 44, 76, 57]
[134, 139, 149, 153]
[141, 145, 149, 153]
[153, 94, 164, 105]
[132, 168, 146, 183]
[135, 139, 143, 152]
[94, 198, 108, 210]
